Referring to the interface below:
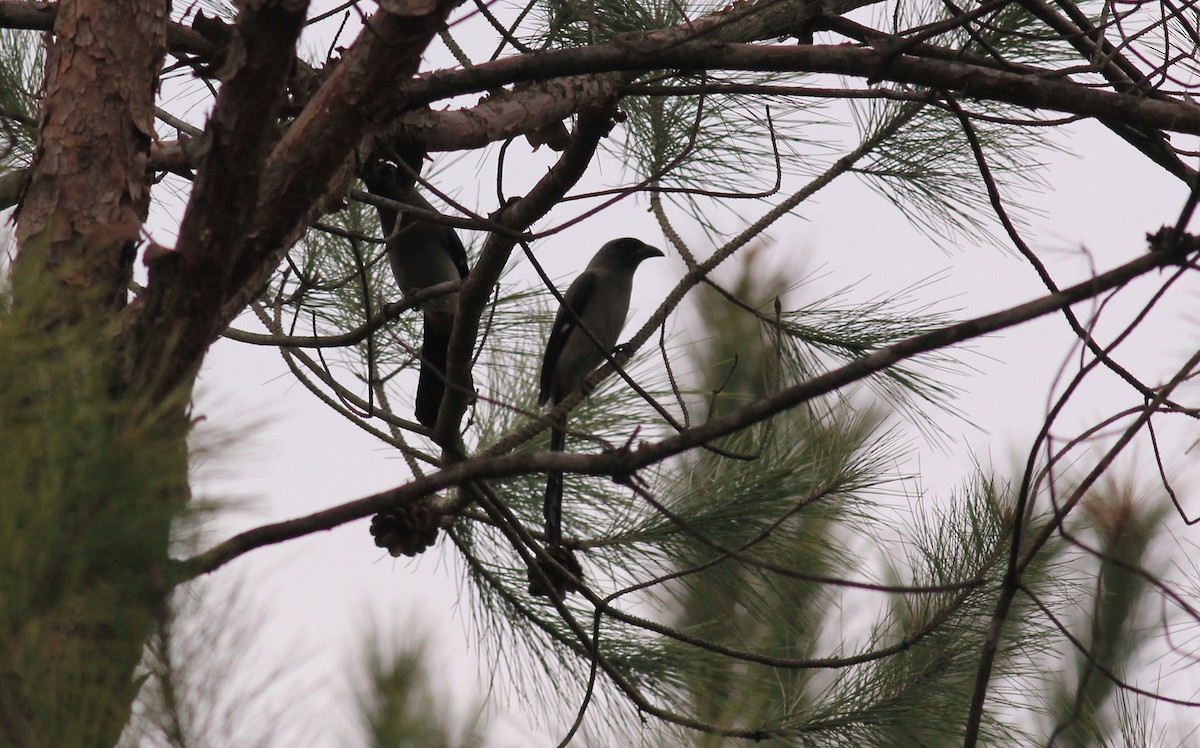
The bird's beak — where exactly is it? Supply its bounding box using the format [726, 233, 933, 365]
[639, 245, 665, 262]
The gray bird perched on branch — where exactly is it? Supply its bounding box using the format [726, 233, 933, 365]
[362, 156, 469, 430]
[533, 237, 663, 593]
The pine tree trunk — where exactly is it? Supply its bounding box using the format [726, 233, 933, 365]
[13, 0, 166, 327]
[4, 2, 174, 746]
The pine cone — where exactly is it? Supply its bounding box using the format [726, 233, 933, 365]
[369, 501, 439, 557]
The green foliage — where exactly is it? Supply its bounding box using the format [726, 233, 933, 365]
[652, 410, 890, 744]
[776, 281, 961, 435]
[1048, 488, 1170, 747]
[354, 635, 485, 748]
[522, 0, 828, 239]
[615, 83, 825, 239]
[0, 284, 189, 746]
[825, 478, 1031, 748]
[851, 1, 1061, 248]
[277, 194, 405, 366]
[536, 0, 687, 47]
[851, 96, 1048, 249]
[0, 28, 42, 170]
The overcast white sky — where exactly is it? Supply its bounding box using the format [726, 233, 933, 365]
[165, 2, 1200, 744]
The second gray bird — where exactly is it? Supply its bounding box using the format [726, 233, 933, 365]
[538, 237, 663, 548]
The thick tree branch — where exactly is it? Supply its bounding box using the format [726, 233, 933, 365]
[122, 0, 310, 397]
[1014, 0, 1195, 182]
[396, 40, 1200, 137]
[175, 0, 308, 286]
[396, 74, 623, 152]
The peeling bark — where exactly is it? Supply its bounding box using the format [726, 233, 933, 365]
[397, 75, 619, 152]
[13, 0, 167, 322]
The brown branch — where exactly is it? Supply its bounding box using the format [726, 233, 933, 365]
[1015, 0, 1195, 182]
[1020, 350, 1200, 573]
[395, 74, 621, 151]
[396, 40, 1200, 136]
[221, 279, 462, 348]
[121, 0, 310, 398]
[175, 2, 307, 278]
[964, 255, 1198, 744]
[17, 0, 1200, 145]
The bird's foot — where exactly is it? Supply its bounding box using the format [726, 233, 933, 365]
[527, 545, 584, 598]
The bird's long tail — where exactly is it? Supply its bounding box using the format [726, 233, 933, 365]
[544, 415, 566, 547]
[415, 318, 451, 428]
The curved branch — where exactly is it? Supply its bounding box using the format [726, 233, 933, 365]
[222, 279, 462, 348]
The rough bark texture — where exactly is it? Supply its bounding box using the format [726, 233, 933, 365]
[13, 0, 167, 322]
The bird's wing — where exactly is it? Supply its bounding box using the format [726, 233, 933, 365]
[399, 191, 470, 280]
[539, 270, 596, 405]
[443, 225, 470, 279]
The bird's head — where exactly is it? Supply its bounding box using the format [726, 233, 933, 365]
[593, 237, 665, 268]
